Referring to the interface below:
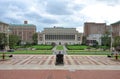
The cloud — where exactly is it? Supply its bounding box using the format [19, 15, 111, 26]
[80, 3, 120, 24]
[0, 0, 120, 33]
[76, 27, 83, 33]
[97, 0, 120, 6]
[2, 17, 21, 24]
[45, 0, 73, 15]
[41, 18, 58, 24]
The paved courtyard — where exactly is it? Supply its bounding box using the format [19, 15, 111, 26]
[0, 55, 120, 70]
[0, 55, 120, 79]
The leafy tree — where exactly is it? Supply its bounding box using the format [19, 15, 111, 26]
[51, 42, 56, 46]
[0, 33, 8, 50]
[113, 36, 120, 47]
[101, 31, 111, 47]
[9, 35, 20, 49]
[112, 36, 120, 52]
[32, 33, 38, 45]
[92, 40, 98, 48]
[82, 36, 86, 45]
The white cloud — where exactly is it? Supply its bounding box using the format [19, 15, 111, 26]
[80, 3, 120, 24]
[76, 26, 83, 33]
[0, 0, 120, 32]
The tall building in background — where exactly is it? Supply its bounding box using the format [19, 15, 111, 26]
[84, 22, 106, 36]
[111, 21, 120, 37]
[0, 21, 9, 33]
[0, 21, 9, 50]
[84, 22, 106, 45]
[38, 27, 82, 45]
[9, 21, 36, 44]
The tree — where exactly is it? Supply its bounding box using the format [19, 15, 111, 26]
[113, 36, 120, 52]
[0, 33, 8, 50]
[101, 31, 111, 47]
[9, 35, 20, 49]
[32, 33, 38, 45]
[93, 40, 98, 48]
[113, 36, 120, 47]
[82, 36, 87, 45]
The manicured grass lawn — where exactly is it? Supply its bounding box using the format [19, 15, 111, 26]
[66, 45, 89, 50]
[56, 45, 64, 50]
[15, 45, 54, 50]
[0, 50, 111, 55]
[0, 50, 53, 55]
[67, 52, 110, 55]
[31, 45, 54, 50]
[67, 50, 110, 55]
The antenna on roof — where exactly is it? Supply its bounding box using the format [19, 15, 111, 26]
[24, 21, 28, 24]
[54, 26, 56, 28]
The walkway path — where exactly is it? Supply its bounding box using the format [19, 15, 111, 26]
[0, 70, 120, 79]
[52, 45, 67, 55]
[0, 55, 120, 70]
[0, 55, 120, 79]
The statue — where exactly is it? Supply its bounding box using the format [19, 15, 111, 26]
[55, 51, 64, 65]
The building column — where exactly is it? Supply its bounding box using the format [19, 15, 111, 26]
[75, 34, 77, 41]
[37, 33, 39, 44]
[75, 34, 77, 44]
[43, 33, 45, 44]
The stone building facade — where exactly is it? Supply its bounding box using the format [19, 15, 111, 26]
[0, 21, 9, 50]
[0, 21, 9, 33]
[111, 21, 120, 37]
[9, 21, 36, 44]
[38, 27, 82, 45]
[84, 22, 106, 45]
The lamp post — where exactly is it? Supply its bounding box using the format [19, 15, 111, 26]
[110, 25, 113, 52]
[7, 29, 9, 50]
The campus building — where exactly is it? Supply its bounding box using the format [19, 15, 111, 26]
[111, 21, 120, 37]
[0, 21, 9, 33]
[0, 21, 9, 50]
[84, 22, 106, 45]
[38, 27, 82, 45]
[9, 21, 36, 44]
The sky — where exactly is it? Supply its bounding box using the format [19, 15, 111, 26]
[0, 0, 120, 33]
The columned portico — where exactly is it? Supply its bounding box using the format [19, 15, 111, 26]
[38, 27, 82, 45]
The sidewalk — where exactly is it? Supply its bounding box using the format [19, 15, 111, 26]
[0, 70, 120, 79]
[0, 55, 120, 70]
[0, 55, 120, 79]
[52, 45, 67, 55]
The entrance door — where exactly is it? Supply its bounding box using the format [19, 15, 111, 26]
[59, 42, 61, 45]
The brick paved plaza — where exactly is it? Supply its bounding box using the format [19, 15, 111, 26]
[0, 55, 120, 79]
[0, 55, 120, 70]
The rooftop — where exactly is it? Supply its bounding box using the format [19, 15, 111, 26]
[0, 21, 9, 25]
[45, 27, 76, 29]
[9, 24, 36, 27]
[111, 20, 120, 25]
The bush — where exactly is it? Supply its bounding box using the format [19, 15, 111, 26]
[100, 46, 109, 51]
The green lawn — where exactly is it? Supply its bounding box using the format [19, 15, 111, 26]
[66, 45, 89, 50]
[32, 45, 54, 50]
[67, 51, 110, 55]
[56, 45, 64, 50]
[0, 50, 110, 55]
[15, 45, 54, 50]
[0, 50, 53, 55]
[67, 49, 110, 55]
[1, 45, 111, 55]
